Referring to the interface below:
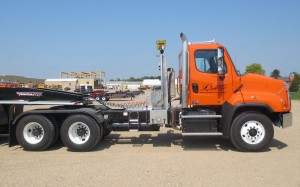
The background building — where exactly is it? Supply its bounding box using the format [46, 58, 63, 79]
[60, 71, 105, 89]
[45, 78, 78, 90]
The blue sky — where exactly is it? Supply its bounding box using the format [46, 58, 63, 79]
[0, 0, 299, 79]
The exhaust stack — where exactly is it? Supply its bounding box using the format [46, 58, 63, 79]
[180, 33, 189, 108]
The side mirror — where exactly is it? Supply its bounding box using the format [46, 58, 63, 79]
[217, 48, 225, 80]
[289, 73, 294, 84]
[217, 48, 223, 59]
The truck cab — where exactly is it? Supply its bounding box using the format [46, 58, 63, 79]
[184, 43, 239, 106]
[180, 41, 291, 111]
[176, 33, 292, 151]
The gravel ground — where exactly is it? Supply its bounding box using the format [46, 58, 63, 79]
[0, 93, 299, 187]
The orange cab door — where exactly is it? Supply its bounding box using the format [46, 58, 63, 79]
[188, 47, 233, 106]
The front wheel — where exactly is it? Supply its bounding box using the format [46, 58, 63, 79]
[230, 112, 274, 152]
[60, 115, 103, 152]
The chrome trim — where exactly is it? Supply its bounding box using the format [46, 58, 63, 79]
[182, 132, 223, 136]
[180, 33, 189, 108]
[162, 56, 168, 109]
[179, 111, 183, 127]
[181, 115, 222, 119]
[190, 39, 215, 44]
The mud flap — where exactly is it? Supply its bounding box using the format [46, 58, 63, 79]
[8, 105, 24, 147]
[9, 122, 18, 146]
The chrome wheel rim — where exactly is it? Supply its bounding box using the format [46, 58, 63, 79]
[68, 122, 90, 144]
[240, 121, 265, 144]
[23, 122, 44, 144]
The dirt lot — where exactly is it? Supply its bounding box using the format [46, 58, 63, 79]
[0, 92, 299, 186]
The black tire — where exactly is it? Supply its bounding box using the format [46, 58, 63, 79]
[60, 115, 103, 152]
[16, 115, 55, 151]
[101, 96, 107, 101]
[47, 115, 60, 146]
[230, 112, 274, 152]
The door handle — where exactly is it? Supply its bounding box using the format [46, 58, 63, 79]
[192, 83, 198, 93]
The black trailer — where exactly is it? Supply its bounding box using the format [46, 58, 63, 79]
[0, 42, 176, 152]
[0, 87, 163, 151]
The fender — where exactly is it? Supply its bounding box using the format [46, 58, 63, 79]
[12, 107, 104, 125]
[221, 102, 274, 138]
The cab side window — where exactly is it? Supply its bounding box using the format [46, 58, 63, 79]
[195, 50, 226, 74]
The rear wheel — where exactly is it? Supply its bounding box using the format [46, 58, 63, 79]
[16, 115, 55, 151]
[60, 115, 103, 152]
[230, 112, 274, 152]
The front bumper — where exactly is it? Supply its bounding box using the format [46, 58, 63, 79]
[281, 112, 293, 128]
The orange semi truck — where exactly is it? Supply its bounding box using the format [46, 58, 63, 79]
[177, 33, 292, 151]
[0, 33, 292, 152]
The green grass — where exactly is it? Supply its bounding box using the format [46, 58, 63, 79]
[291, 90, 300, 100]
